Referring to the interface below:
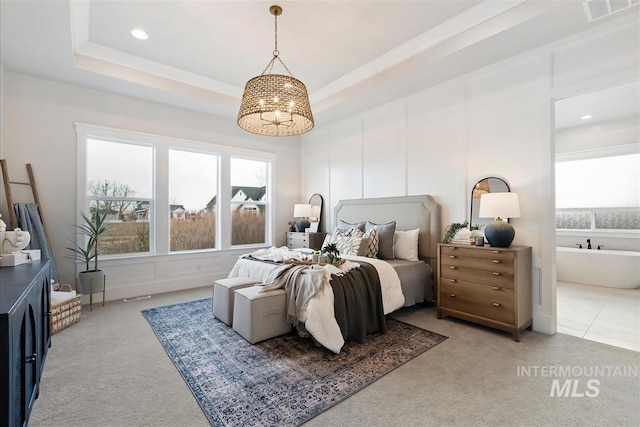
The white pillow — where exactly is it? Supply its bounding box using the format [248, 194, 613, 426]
[394, 228, 420, 261]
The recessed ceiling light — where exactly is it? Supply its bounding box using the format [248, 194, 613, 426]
[580, 114, 593, 120]
[131, 29, 148, 40]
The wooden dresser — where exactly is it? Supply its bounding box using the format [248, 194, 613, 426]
[286, 232, 326, 250]
[437, 243, 532, 341]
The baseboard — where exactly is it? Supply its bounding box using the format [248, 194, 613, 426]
[532, 308, 555, 335]
[80, 273, 229, 305]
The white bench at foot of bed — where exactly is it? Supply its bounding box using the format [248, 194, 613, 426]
[232, 286, 291, 344]
[212, 277, 259, 326]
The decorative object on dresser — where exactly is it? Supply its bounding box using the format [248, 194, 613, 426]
[293, 203, 312, 232]
[478, 192, 521, 247]
[286, 231, 326, 250]
[437, 243, 532, 341]
[442, 221, 470, 244]
[0, 258, 52, 426]
[469, 176, 510, 230]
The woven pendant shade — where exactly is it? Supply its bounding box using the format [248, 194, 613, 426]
[238, 73, 314, 137]
[237, 5, 314, 137]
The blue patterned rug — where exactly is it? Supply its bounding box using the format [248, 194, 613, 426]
[142, 298, 447, 427]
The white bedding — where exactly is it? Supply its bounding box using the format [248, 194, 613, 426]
[228, 247, 404, 353]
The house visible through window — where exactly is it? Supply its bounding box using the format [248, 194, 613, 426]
[169, 149, 218, 251]
[77, 124, 274, 257]
[86, 138, 153, 255]
[231, 157, 268, 246]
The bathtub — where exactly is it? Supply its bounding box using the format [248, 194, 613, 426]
[556, 247, 640, 289]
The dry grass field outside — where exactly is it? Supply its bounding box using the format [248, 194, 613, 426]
[98, 211, 265, 254]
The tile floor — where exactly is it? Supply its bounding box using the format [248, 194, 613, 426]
[557, 280, 640, 352]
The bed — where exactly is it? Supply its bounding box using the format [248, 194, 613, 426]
[228, 195, 441, 353]
[334, 195, 441, 304]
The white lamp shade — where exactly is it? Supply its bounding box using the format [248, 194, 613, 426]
[479, 193, 521, 219]
[293, 203, 313, 218]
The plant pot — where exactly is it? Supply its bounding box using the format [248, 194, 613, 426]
[78, 270, 105, 294]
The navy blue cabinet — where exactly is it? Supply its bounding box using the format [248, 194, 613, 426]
[1, 259, 52, 427]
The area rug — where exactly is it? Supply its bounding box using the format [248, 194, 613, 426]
[142, 298, 447, 427]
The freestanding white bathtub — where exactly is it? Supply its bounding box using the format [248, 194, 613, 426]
[556, 247, 640, 289]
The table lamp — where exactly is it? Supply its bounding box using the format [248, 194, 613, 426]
[293, 204, 312, 232]
[479, 192, 521, 247]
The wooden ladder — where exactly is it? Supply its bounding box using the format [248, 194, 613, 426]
[0, 159, 50, 244]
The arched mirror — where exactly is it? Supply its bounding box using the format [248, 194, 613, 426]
[308, 193, 323, 232]
[470, 177, 510, 230]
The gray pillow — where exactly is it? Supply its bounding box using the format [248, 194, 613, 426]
[338, 220, 366, 232]
[365, 220, 396, 260]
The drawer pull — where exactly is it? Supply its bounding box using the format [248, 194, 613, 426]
[492, 302, 501, 307]
[449, 266, 456, 270]
[492, 250, 500, 254]
[492, 286, 501, 290]
[25, 353, 37, 364]
[492, 260, 500, 264]
[449, 255, 457, 259]
[449, 279, 457, 282]
[492, 272, 501, 276]
[449, 293, 456, 297]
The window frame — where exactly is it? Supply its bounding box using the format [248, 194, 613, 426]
[75, 123, 275, 259]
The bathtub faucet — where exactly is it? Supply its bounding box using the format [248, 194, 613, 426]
[576, 243, 582, 249]
[587, 239, 592, 249]
[597, 245, 605, 250]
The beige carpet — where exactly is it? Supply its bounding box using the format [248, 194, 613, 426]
[30, 286, 640, 427]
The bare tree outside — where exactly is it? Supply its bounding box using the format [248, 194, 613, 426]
[88, 180, 136, 219]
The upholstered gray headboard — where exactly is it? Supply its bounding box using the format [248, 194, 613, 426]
[333, 195, 441, 268]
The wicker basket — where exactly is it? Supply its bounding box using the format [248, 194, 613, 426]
[51, 294, 82, 334]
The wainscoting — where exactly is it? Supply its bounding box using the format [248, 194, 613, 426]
[557, 281, 639, 352]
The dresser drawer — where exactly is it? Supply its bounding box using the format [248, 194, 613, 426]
[440, 265, 515, 289]
[441, 245, 514, 263]
[286, 232, 326, 249]
[440, 280, 515, 324]
[441, 253, 514, 275]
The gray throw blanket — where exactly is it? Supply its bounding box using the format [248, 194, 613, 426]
[330, 262, 386, 344]
[14, 203, 58, 281]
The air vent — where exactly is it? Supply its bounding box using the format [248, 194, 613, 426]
[583, 0, 639, 22]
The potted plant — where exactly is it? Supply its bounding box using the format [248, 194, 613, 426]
[66, 210, 112, 294]
[320, 242, 342, 265]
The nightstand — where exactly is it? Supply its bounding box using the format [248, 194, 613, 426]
[286, 232, 326, 250]
[437, 243, 532, 341]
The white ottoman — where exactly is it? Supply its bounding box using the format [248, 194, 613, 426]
[232, 286, 291, 344]
[212, 277, 259, 326]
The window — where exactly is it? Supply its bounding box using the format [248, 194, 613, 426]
[169, 149, 218, 251]
[231, 157, 268, 246]
[77, 124, 274, 257]
[86, 138, 153, 255]
[556, 153, 640, 230]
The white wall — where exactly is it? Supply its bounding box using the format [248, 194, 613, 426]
[0, 72, 302, 300]
[301, 17, 639, 335]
